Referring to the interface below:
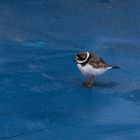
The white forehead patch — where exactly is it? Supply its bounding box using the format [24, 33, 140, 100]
[77, 52, 90, 64]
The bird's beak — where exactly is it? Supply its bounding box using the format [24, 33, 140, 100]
[73, 57, 77, 61]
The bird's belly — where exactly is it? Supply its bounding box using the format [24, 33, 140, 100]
[77, 64, 107, 76]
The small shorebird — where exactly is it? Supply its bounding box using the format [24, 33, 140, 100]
[74, 51, 119, 88]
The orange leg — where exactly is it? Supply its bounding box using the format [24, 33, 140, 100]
[83, 76, 95, 88]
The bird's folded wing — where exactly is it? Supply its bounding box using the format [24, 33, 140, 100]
[88, 55, 108, 68]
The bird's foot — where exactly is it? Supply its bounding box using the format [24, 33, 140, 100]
[83, 81, 90, 86]
[83, 82, 93, 88]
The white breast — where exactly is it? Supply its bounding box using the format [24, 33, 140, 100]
[77, 64, 111, 76]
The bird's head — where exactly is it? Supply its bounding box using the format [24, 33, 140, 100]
[74, 51, 90, 64]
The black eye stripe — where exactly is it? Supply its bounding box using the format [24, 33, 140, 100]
[77, 54, 81, 58]
[77, 54, 86, 59]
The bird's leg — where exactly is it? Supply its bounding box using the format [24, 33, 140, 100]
[83, 76, 91, 86]
[83, 76, 95, 88]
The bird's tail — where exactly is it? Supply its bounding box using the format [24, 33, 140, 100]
[111, 66, 120, 69]
[106, 64, 120, 69]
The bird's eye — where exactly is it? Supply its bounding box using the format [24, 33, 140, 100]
[77, 54, 80, 58]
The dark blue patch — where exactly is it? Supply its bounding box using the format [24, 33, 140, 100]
[99, 0, 110, 3]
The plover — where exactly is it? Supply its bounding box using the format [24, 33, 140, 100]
[74, 51, 119, 88]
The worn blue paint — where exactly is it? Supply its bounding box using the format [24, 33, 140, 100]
[0, 0, 140, 139]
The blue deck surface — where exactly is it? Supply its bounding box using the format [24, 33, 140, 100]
[0, 0, 140, 139]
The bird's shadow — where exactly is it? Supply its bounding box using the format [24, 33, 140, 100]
[94, 80, 119, 88]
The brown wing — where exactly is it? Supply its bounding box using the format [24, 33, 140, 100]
[88, 54, 109, 68]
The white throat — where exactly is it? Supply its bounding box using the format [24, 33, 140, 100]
[77, 52, 90, 64]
